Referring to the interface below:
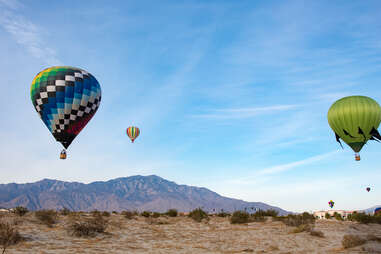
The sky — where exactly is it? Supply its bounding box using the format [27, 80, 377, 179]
[0, 0, 381, 213]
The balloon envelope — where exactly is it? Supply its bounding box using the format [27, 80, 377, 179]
[30, 66, 101, 149]
[127, 126, 140, 143]
[327, 96, 381, 153]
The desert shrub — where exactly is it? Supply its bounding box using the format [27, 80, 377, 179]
[310, 230, 324, 237]
[141, 211, 151, 218]
[13, 207, 28, 217]
[152, 212, 161, 218]
[35, 210, 58, 227]
[217, 212, 230, 217]
[69, 214, 107, 237]
[101, 211, 110, 217]
[350, 213, 374, 224]
[60, 207, 71, 216]
[121, 211, 134, 219]
[334, 212, 343, 221]
[264, 209, 279, 217]
[280, 212, 315, 227]
[230, 211, 250, 224]
[112, 211, 118, 214]
[189, 208, 208, 222]
[90, 210, 101, 217]
[292, 224, 312, 233]
[325, 213, 330, 219]
[166, 209, 178, 217]
[342, 234, 366, 249]
[0, 221, 23, 254]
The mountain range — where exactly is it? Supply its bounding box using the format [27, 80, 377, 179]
[0, 175, 289, 215]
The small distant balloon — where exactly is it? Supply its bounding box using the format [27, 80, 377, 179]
[127, 126, 140, 143]
[366, 187, 371, 192]
[328, 200, 335, 209]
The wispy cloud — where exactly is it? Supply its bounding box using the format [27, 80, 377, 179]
[190, 104, 299, 119]
[0, 2, 61, 65]
[228, 150, 339, 185]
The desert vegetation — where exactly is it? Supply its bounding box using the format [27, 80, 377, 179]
[0, 208, 379, 253]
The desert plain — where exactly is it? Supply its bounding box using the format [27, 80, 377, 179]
[1, 212, 381, 254]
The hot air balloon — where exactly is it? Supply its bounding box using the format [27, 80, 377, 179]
[366, 187, 371, 192]
[30, 66, 101, 159]
[327, 96, 381, 161]
[127, 126, 140, 143]
[328, 200, 334, 208]
[375, 207, 381, 216]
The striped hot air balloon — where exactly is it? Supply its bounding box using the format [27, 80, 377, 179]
[328, 96, 381, 161]
[127, 126, 140, 143]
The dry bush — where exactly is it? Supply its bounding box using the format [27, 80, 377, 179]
[292, 224, 312, 233]
[145, 217, 169, 225]
[101, 211, 110, 217]
[0, 221, 23, 254]
[217, 212, 230, 217]
[35, 210, 58, 227]
[310, 230, 324, 237]
[152, 212, 161, 218]
[59, 207, 71, 216]
[13, 207, 28, 217]
[342, 234, 366, 249]
[141, 211, 151, 218]
[280, 213, 315, 227]
[250, 213, 266, 222]
[230, 211, 250, 224]
[189, 208, 209, 222]
[68, 214, 108, 237]
[121, 211, 135, 220]
[166, 209, 178, 217]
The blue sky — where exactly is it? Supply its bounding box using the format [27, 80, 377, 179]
[1, 0, 381, 213]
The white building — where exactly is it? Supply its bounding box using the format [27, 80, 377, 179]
[313, 210, 356, 219]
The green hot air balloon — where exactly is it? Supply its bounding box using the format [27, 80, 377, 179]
[327, 96, 381, 161]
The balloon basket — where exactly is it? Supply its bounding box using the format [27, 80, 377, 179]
[60, 149, 67, 160]
[355, 153, 360, 161]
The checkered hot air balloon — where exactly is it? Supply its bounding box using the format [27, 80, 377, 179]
[127, 126, 140, 143]
[30, 66, 101, 159]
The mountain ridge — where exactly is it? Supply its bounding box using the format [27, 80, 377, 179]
[0, 175, 289, 215]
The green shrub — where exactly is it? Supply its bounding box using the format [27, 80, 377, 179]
[141, 211, 151, 218]
[230, 211, 250, 224]
[351, 213, 375, 224]
[35, 210, 58, 227]
[280, 212, 315, 227]
[188, 208, 208, 222]
[264, 209, 279, 217]
[342, 234, 366, 249]
[325, 212, 330, 219]
[13, 207, 28, 217]
[334, 212, 343, 221]
[166, 209, 178, 217]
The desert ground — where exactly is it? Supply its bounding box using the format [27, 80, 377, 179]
[1, 212, 381, 254]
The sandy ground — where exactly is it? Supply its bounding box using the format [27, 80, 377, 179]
[1, 213, 381, 254]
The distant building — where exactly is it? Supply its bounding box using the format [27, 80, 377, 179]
[313, 210, 356, 219]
